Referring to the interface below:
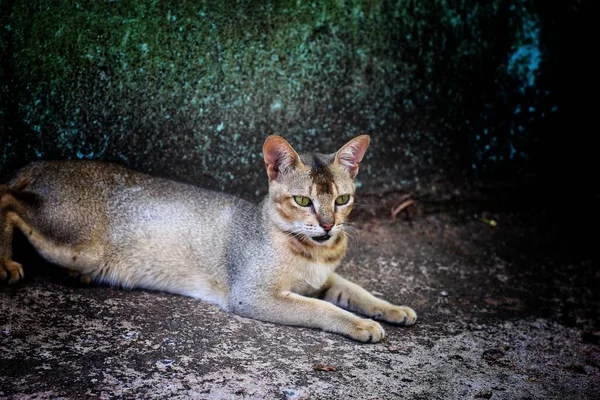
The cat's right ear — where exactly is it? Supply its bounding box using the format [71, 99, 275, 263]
[263, 135, 300, 181]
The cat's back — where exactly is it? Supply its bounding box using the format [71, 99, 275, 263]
[9, 160, 258, 239]
[11, 159, 242, 204]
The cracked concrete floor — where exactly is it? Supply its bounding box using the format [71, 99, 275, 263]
[1, 209, 598, 399]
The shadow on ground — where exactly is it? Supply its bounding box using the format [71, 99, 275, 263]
[1, 204, 598, 399]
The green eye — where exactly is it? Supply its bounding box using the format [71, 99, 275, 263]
[294, 196, 311, 207]
[335, 194, 350, 205]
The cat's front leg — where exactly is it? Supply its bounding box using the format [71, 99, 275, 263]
[320, 273, 417, 326]
[233, 291, 386, 343]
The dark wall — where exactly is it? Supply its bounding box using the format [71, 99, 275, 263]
[0, 0, 592, 205]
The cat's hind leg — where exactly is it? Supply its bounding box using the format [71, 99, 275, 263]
[1, 186, 26, 283]
[320, 273, 417, 326]
[1, 185, 101, 283]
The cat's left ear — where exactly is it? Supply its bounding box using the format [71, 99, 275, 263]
[334, 135, 371, 179]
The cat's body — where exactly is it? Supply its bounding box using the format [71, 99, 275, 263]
[0, 135, 416, 342]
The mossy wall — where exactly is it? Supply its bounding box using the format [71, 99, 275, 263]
[0, 0, 590, 201]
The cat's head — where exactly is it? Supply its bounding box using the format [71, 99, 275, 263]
[262, 135, 370, 247]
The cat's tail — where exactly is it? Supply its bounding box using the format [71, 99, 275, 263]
[1, 163, 43, 215]
[7, 162, 42, 191]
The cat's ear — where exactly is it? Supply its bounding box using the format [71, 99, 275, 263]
[263, 135, 300, 181]
[334, 135, 371, 178]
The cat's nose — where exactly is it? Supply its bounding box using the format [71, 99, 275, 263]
[321, 223, 333, 232]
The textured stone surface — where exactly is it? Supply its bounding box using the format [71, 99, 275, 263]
[1, 0, 587, 202]
[1, 210, 598, 399]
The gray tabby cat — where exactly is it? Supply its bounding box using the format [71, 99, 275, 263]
[0, 135, 416, 342]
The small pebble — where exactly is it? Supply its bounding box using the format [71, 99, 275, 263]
[440, 290, 448, 297]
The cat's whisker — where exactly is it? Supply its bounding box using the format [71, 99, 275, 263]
[342, 224, 359, 232]
[339, 229, 359, 247]
[282, 230, 310, 243]
[338, 223, 360, 237]
[340, 229, 358, 240]
[343, 234, 359, 249]
[346, 225, 361, 239]
[352, 203, 376, 210]
[343, 232, 358, 243]
[340, 221, 358, 227]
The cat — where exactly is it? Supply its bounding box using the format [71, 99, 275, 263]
[0, 135, 416, 342]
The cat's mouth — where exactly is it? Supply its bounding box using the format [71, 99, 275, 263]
[311, 234, 331, 243]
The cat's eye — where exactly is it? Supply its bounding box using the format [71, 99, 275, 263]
[294, 196, 312, 207]
[335, 194, 350, 205]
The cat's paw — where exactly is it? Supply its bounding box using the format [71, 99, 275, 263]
[65, 270, 92, 284]
[1, 260, 24, 284]
[381, 305, 417, 326]
[347, 318, 386, 343]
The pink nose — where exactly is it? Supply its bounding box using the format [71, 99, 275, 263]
[321, 223, 333, 232]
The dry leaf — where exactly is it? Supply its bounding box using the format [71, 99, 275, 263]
[314, 363, 337, 371]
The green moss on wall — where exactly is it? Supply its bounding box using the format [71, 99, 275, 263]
[0, 0, 582, 199]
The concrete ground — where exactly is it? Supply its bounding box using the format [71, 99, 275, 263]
[0, 206, 598, 399]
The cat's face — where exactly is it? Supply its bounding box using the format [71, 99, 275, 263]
[263, 135, 370, 247]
